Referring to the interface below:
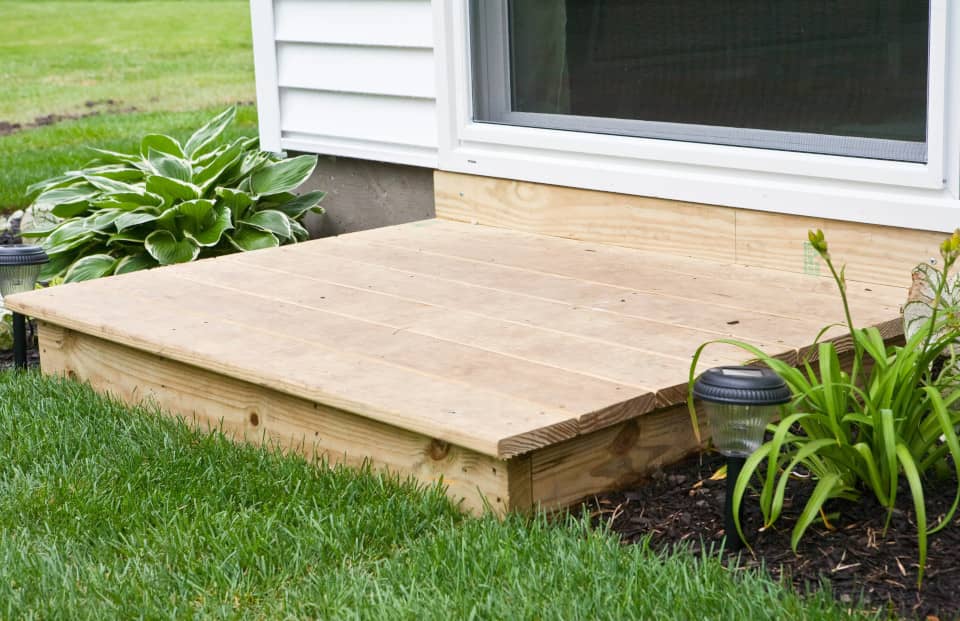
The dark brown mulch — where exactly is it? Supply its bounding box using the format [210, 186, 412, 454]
[0, 319, 40, 371]
[588, 452, 960, 620]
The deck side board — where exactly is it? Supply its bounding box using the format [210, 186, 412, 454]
[434, 170, 943, 288]
[37, 322, 519, 515]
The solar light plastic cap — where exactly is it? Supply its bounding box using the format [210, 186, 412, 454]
[693, 366, 792, 457]
[0, 245, 49, 298]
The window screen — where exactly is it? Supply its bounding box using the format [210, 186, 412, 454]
[472, 1, 930, 162]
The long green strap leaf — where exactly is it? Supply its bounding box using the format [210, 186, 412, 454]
[896, 444, 927, 586]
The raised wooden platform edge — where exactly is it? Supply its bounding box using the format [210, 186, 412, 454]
[35, 320, 712, 515]
[434, 170, 946, 288]
[36, 321, 516, 515]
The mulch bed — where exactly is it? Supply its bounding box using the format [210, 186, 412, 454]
[588, 452, 960, 619]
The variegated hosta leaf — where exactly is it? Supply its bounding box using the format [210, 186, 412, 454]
[144, 230, 200, 265]
[140, 134, 184, 159]
[24, 106, 319, 283]
[184, 106, 236, 158]
[114, 208, 161, 232]
[250, 155, 318, 197]
[64, 254, 118, 283]
[147, 148, 193, 183]
[34, 184, 99, 218]
[216, 187, 253, 221]
[240, 209, 291, 240]
[114, 253, 159, 275]
[146, 175, 200, 203]
[194, 142, 244, 191]
[227, 225, 279, 251]
[270, 191, 326, 219]
[178, 199, 233, 247]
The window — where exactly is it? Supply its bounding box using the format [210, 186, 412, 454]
[471, 1, 931, 163]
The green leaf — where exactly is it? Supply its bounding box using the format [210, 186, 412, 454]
[114, 253, 159, 275]
[86, 147, 140, 165]
[227, 226, 279, 252]
[141, 133, 184, 158]
[107, 231, 147, 247]
[216, 187, 254, 221]
[144, 230, 200, 265]
[84, 175, 144, 195]
[250, 155, 318, 196]
[64, 254, 118, 283]
[147, 148, 193, 183]
[241, 209, 292, 240]
[114, 208, 160, 232]
[272, 190, 326, 219]
[26, 171, 86, 197]
[34, 184, 98, 213]
[176, 198, 215, 232]
[42, 220, 97, 255]
[790, 473, 842, 553]
[896, 444, 927, 585]
[189, 205, 232, 247]
[289, 219, 310, 242]
[193, 142, 244, 190]
[82, 209, 125, 232]
[39, 251, 76, 281]
[146, 175, 200, 202]
[184, 106, 236, 157]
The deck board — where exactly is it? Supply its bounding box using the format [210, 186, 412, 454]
[6, 219, 906, 461]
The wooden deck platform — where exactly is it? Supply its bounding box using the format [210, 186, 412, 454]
[6, 218, 906, 513]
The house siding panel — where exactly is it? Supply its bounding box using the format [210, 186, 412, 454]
[253, 0, 438, 166]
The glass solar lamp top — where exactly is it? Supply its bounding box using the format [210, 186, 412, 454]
[0, 245, 49, 298]
[692, 366, 792, 457]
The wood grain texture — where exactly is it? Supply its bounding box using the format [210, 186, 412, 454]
[734, 210, 945, 287]
[435, 171, 946, 288]
[434, 171, 737, 263]
[6, 218, 905, 463]
[530, 403, 706, 510]
[36, 322, 517, 515]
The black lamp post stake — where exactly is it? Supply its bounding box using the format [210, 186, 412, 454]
[693, 366, 791, 552]
[0, 245, 50, 370]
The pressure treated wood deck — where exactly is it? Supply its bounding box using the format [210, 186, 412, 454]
[6, 218, 906, 513]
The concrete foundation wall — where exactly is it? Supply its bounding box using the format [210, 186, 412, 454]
[297, 155, 435, 237]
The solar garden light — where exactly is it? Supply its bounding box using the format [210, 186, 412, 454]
[0, 245, 49, 369]
[692, 366, 791, 551]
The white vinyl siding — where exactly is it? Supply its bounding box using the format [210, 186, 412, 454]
[252, 0, 438, 167]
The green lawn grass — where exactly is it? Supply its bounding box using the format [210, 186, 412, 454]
[0, 372, 869, 620]
[0, 1, 253, 124]
[0, 0, 255, 211]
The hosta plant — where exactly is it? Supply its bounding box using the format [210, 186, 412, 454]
[21, 106, 324, 283]
[687, 229, 960, 584]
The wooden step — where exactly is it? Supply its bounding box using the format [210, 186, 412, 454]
[6, 219, 905, 514]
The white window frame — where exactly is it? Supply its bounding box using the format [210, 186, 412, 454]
[433, 0, 960, 232]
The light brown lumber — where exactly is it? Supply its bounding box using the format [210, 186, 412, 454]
[35, 322, 518, 515]
[174, 256, 750, 387]
[225, 242, 793, 360]
[309, 234, 850, 345]
[530, 402, 706, 509]
[354, 218, 904, 319]
[118, 270, 660, 431]
[735, 209, 944, 288]
[434, 170, 737, 263]
[220, 246, 779, 413]
[10, 274, 579, 458]
[435, 171, 945, 288]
